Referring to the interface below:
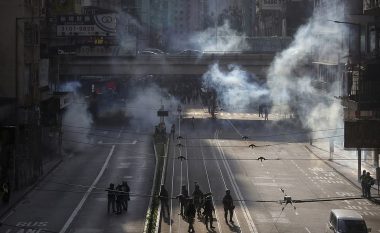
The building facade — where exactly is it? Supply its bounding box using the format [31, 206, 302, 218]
[342, 0, 380, 169]
[0, 0, 47, 190]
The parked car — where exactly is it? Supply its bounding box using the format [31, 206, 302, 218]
[178, 49, 203, 56]
[326, 209, 371, 233]
[138, 48, 165, 55]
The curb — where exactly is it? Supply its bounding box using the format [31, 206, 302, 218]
[0, 158, 63, 220]
[143, 141, 159, 233]
[305, 145, 380, 205]
[155, 138, 169, 233]
[143, 137, 169, 233]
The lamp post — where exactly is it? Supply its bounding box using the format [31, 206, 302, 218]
[328, 20, 361, 65]
[328, 20, 363, 181]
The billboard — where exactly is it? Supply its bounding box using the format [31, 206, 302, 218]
[344, 120, 380, 148]
[57, 14, 117, 37]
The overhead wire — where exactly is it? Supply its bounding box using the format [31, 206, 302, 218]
[35, 181, 378, 203]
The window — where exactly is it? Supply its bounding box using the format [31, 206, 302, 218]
[330, 213, 337, 228]
[338, 220, 367, 233]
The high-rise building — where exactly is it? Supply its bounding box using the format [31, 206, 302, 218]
[256, 0, 287, 37]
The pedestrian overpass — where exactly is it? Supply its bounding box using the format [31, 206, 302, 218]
[58, 53, 276, 78]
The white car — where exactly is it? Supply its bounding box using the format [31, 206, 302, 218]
[326, 209, 371, 233]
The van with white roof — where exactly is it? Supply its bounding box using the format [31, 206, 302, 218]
[326, 209, 371, 233]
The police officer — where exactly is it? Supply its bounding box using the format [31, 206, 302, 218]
[222, 189, 235, 223]
[203, 194, 215, 229]
[107, 183, 116, 213]
[159, 184, 170, 218]
[185, 198, 196, 233]
[122, 181, 130, 211]
[192, 182, 204, 218]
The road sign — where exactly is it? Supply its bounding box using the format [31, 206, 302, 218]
[57, 14, 116, 37]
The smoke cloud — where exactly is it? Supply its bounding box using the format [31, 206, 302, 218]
[189, 21, 250, 52]
[267, 1, 347, 134]
[60, 81, 93, 153]
[202, 64, 269, 111]
[201, 1, 347, 138]
[125, 83, 179, 131]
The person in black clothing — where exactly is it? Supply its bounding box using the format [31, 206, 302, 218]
[115, 184, 123, 214]
[176, 185, 189, 216]
[360, 170, 367, 197]
[159, 184, 170, 218]
[192, 182, 204, 218]
[365, 172, 375, 198]
[203, 195, 215, 229]
[107, 183, 116, 213]
[122, 181, 130, 211]
[185, 198, 196, 233]
[171, 124, 175, 140]
[222, 189, 235, 223]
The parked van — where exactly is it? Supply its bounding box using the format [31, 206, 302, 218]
[326, 209, 371, 233]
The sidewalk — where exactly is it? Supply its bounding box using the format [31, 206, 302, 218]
[0, 158, 62, 219]
[305, 141, 380, 204]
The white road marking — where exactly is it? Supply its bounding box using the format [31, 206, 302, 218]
[59, 145, 115, 233]
[305, 227, 312, 233]
[0, 210, 14, 222]
[98, 140, 137, 145]
[215, 131, 258, 233]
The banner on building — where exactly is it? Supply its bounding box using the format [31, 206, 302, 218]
[77, 45, 136, 56]
[344, 120, 380, 148]
[57, 14, 117, 37]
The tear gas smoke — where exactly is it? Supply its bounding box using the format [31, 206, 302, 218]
[267, 0, 347, 136]
[60, 81, 93, 153]
[189, 21, 250, 52]
[125, 84, 179, 131]
[201, 1, 347, 139]
[202, 64, 269, 111]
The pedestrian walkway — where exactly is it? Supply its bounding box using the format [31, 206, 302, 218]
[182, 103, 291, 121]
[0, 158, 62, 220]
[306, 140, 380, 204]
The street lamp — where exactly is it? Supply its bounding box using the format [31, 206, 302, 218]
[327, 20, 361, 63]
[328, 20, 363, 182]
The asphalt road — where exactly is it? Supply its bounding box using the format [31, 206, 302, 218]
[0, 122, 154, 233]
[160, 113, 380, 233]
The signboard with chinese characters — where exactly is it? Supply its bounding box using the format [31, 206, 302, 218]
[344, 120, 380, 148]
[77, 46, 136, 57]
[57, 14, 117, 37]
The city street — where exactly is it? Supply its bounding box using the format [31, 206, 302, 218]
[0, 123, 154, 233]
[1, 1, 379, 233]
[160, 109, 380, 233]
